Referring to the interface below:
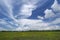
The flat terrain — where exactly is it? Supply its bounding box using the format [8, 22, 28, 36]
[0, 31, 60, 40]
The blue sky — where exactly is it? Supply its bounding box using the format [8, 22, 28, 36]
[0, 0, 60, 31]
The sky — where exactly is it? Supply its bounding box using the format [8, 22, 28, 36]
[0, 0, 60, 31]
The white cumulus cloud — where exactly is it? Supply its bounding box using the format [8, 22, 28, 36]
[0, 0, 60, 31]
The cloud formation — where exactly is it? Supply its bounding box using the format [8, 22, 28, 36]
[15, 0, 60, 31]
[0, 0, 60, 31]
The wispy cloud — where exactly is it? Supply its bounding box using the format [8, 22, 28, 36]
[0, 0, 60, 31]
[15, 0, 60, 31]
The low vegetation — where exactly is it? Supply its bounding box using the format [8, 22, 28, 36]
[0, 30, 60, 40]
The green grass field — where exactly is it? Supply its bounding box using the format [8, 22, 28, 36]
[0, 31, 60, 40]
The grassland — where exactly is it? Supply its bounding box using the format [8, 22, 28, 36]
[0, 31, 60, 40]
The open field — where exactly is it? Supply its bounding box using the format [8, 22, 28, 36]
[0, 31, 60, 40]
